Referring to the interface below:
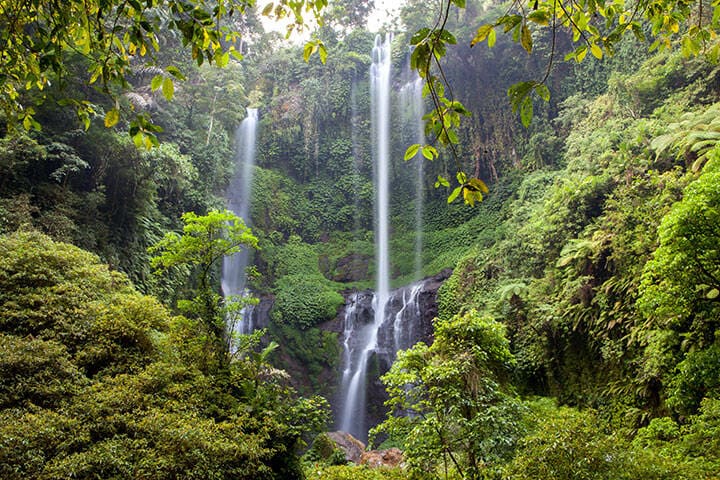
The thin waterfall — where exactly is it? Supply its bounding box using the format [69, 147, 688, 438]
[393, 282, 424, 353]
[399, 70, 425, 280]
[373, 33, 392, 318]
[338, 33, 393, 441]
[221, 108, 259, 337]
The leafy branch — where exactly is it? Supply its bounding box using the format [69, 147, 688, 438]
[407, 0, 489, 206]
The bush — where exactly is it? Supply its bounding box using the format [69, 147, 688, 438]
[0, 231, 322, 479]
[303, 464, 407, 480]
[504, 404, 628, 480]
[505, 399, 720, 480]
[272, 274, 344, 329]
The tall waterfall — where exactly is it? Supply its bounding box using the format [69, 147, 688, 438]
[338, 33, 393, 440]
[373, 33, 392, 316]
[221, 108, 259, 336]
[399, 71, 425, 280]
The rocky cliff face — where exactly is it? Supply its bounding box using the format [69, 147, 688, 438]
[249, 269, 450, 437]
[332, 269, 452, 440]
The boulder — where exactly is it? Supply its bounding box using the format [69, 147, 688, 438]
[326, 431, 366, 464]
[360, 448, 404, 468]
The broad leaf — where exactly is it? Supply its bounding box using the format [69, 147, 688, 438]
[162, 77, 174, 101]
[448, 186, 462, 204]
[150, 74, 163, 91]
[104, 108, 120, 127]
[471, 25, 494, 47]
[521, 23, 533, 53]
[404, 144, 421, 161]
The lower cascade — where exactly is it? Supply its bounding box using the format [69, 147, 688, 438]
[336, 273, 447, 442]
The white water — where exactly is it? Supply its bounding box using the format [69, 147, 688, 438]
[338, 280, 430, 441]
[399, 73, 425, 280]
[221, 108, 259, 337]
[393, 282, 424, 353]
[339, 33, 393, 440]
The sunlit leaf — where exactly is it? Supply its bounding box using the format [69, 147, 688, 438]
[150, 74, 163, 91]
[165, 66, 186, 81]
[404, 144, 421, 161]
[448, 186, 462, 204]
[463, 187, 483, 206]
[467, 177, 489, 194]
[217, 51, 230, 67]
[162, 77, 174, 101]
[521, 23, 533, 53]
[303, 42, 313, 62]
[520, 96, 533, 127]
[411, 28, 431, 45]
[422, 145, 438, 160]
[535, 83, 550, 102]
[471, 25, 494, 47]
[104, 108, 120, 127]
[528, 10, 550, 26]
[576, 45, 588, 62]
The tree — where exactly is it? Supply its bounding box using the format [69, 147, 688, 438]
[372, 309, 525, 479]
[324, 0, 375, 32]
[639, 149, 720, 329]
[0, 0, 326, 140]
[149, 209, 258, 369]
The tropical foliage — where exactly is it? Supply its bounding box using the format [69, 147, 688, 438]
[0, 230, 327, 479]
[2, 0, 720, 478]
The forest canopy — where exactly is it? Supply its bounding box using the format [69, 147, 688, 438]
[0, 0, 326, 144]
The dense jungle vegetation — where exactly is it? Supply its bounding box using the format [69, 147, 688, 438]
[2, 0, 720, 478]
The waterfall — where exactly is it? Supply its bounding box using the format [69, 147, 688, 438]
[337, 280, 433, 441]
[373, 32, 392, 314]
[221, 108, 259, 336]
[399, 71, 425, 280]
[338, 290, 376, 439]
[392, 282, 424, 353]
[338, 33, 392, 441]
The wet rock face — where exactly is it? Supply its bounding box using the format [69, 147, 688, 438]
[332, 254, 372, 283]
[333, 269, 452, 441]
[248, 294, 274, 329]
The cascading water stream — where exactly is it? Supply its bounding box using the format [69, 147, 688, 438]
[221, 108, 259, 336]
[393, 282, 424, 353]
[338, 279, 432, 441]
[338, 33, 392, 441]
[399, 70, 425, 280]
[373, 33, 392, 318]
